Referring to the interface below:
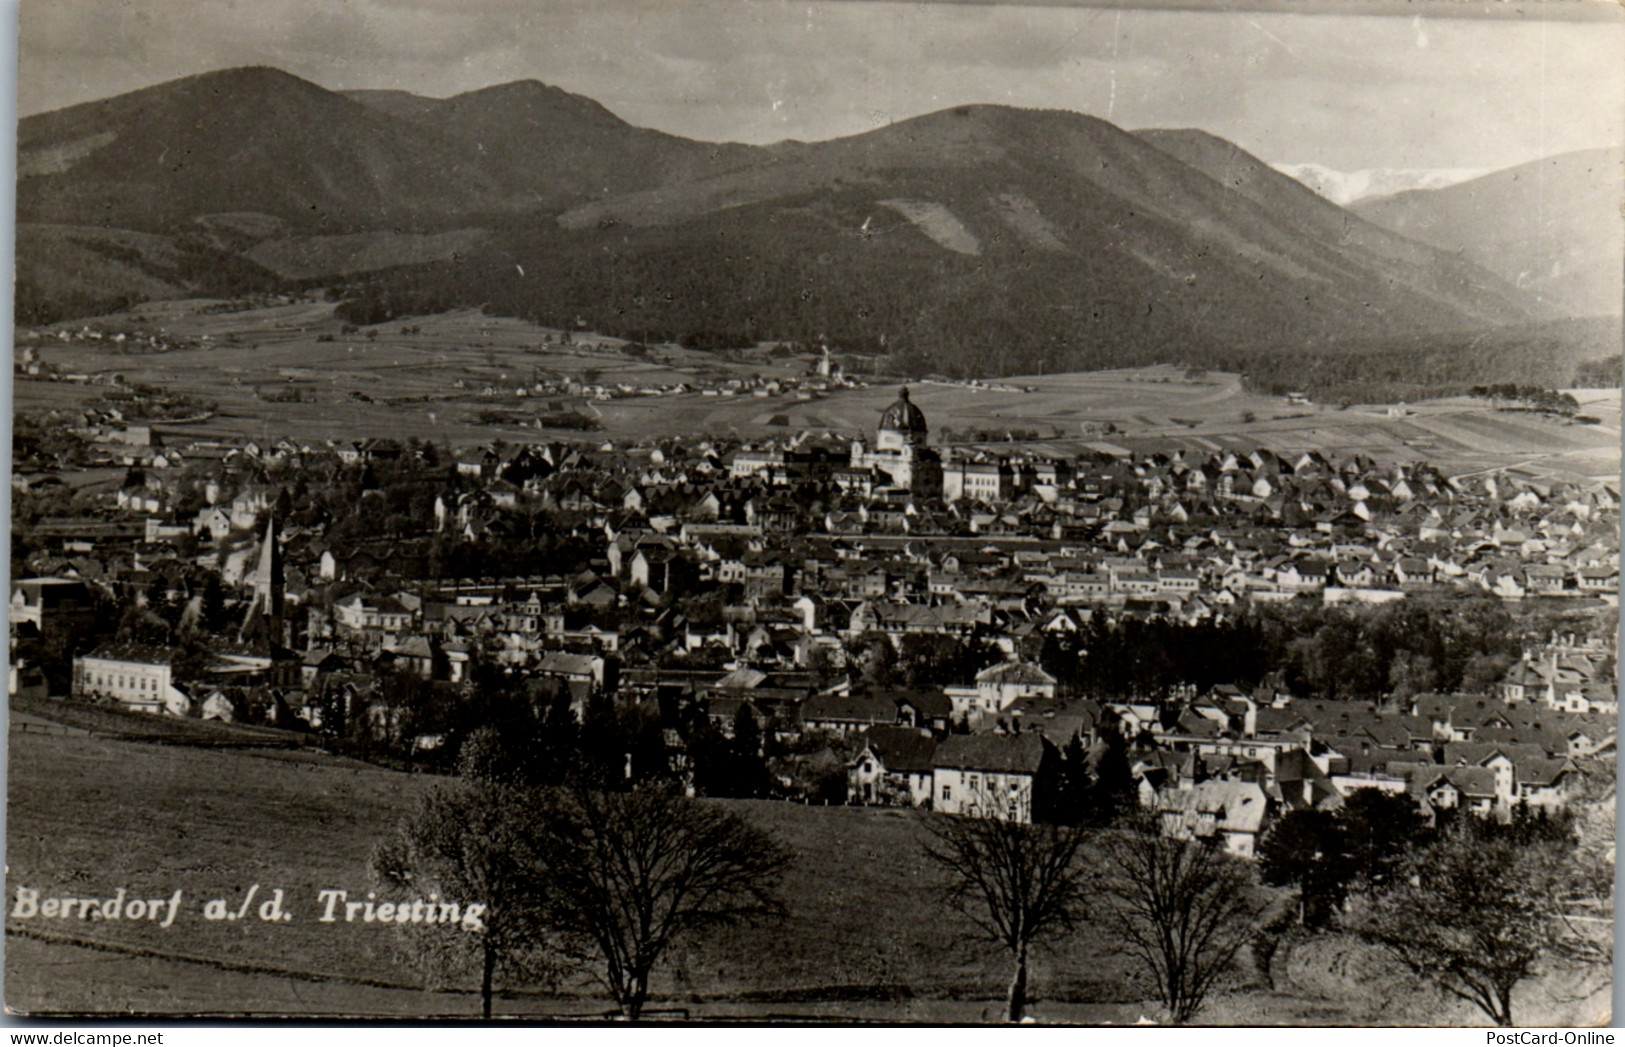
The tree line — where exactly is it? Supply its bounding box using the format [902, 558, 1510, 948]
[385, 735, 1268, 1024]
[1468, 384, 1581, 416]
[369, 670, 1608, 1024]
[1032, 595, 1524, 702]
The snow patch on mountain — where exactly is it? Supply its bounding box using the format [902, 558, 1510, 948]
[1272, 163, 1490, 206]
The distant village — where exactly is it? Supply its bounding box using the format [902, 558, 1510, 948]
[10, 384, 1619, 852]
[13, 324, 888, 425]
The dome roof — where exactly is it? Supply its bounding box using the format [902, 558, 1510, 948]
[879, 387, 928, 435]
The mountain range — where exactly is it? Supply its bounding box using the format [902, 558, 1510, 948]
[15, 66, 1617, 386]
[1353, 149, 1625, 319]
[1270, 163, 1489, 206]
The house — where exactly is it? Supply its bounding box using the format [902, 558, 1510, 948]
[932, 732, 1053, 823]
[848, 725, 937, 807]
[334, 593, 414, 639]
[1157, 779, 1270, 858]
[998, 695, 1105, 749]
[1392, 557, 1435, 587]
[72, 644, 190, 715]
[1575, 565, 1618, 593]
[1514, 757, 1579, 809]
[228, 487, 272, 532]
[535, 651, 605, 703]
[801, 690, 899, 735]
[383, 636, 437, 680]
[1334, 559, 1376, 588]
[1157, 569, 1201, 598]
[1441, 741, 1560, 810]
[1277, 559, 1328, 593]
[1523, 564, 1568, 596]
[200, 689, 237, 722]
[9, 577, 96, 639]
[742, 552, 788, 601]
[973, 661, 1058, 717]
[891, 689, 953, 734]
[1409, 766, 1498, 816]
[299, 647, 348, 686]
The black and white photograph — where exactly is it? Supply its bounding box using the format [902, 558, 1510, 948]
[4, 0, 1621, 1025]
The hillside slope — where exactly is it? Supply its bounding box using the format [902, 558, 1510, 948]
[17, 67, 512, 232]
[1353, 148, 1624, 318]
[1135, 128, 1545, 323]
[14, 223, 283, 324]
[345, 81, 768, 208]
[372, 105, 1538, 375]
[15, 67, 1563, 385]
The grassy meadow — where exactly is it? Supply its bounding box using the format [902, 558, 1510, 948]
[5, 728, 1149, 1018]
[6, 719, 1609, 1023]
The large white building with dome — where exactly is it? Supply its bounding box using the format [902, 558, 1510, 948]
[849, 387, 942, 496]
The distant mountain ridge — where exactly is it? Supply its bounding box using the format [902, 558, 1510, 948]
[1271, 162, 1490, 206]
[346, 103, 1542, 377]
[16, 65, 1600, 388]
[18, 67, 510, 231]
[342, 81, 769, 210]
[1353, 148, 1625, 318]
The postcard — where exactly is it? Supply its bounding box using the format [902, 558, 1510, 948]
[7, 0, 1620, 1024]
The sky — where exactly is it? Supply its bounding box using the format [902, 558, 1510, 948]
[15, 0, 1625, 172]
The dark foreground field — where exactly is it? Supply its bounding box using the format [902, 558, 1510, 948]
[4, 730, 1145, 1018]
[4, 727, 1606, 1022]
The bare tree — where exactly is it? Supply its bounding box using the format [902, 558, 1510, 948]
[1097, 828, 1261, 1024]
[919, 814, 1093, 1022]
[372, 779, 559, 1018]
[544, 783, 794, 1019]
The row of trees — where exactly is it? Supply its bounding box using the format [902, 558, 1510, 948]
[932, 794, 1610, 1027]
[1031, 595, 1526, 702]
[1210, 318, 1621, 403]
[341, 654, 796, 802]
[382, 716, 1607, 1026]
[833, 593, 1525, 706]
[843, 630, 1006, 690]
[1351, 812, 1613, 1026]
[1469, 384, 1582, 416]
[922, 812, 1261, 1023]
[388, 734, 1267, 1025]
[1257, 789, 1428, 927]
[1573, 356, 1621, 389]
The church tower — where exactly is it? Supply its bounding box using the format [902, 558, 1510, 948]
[252, 516, 284, 641]
[850, 387, 941, 496]
[875, 386, 928, 453]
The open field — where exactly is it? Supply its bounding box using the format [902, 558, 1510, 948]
[16, 298, 1620, 485]
[6, 727, 1149, 1018]
[7, 720, 1607, 1023]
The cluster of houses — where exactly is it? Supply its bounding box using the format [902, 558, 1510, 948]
[11, 386, 1618, 852]
[16, 322, 205, 363]
[836, 638, 1613, 847]
[19, 385, 1619, 619]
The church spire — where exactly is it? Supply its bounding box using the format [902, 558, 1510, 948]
[254, 515, 284, 632]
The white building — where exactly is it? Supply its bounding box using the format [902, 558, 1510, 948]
[849, 388, 940, 495]
[72, 645, 190, 715]
[1158, 779, 1270, 858]
[973, 661, 1058, 717]
[932, 733, 1050, 823]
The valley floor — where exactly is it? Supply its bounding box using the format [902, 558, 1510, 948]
[15, 299, 1621, 488]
